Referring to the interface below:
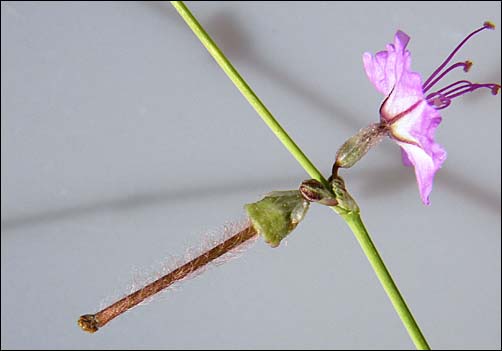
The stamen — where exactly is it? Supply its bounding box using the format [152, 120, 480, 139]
[435, 99, 451, 110]
[484, 21, 495, 30]
[426, 81, 500, 109]
[422, 61, 472, 93]
[426, 80, 472, 97]
[444, 83, 500, 99]
[422, 22, 494, 90]
[426, 94, 451, 110]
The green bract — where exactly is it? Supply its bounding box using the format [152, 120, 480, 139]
[245, 190, 309, 247]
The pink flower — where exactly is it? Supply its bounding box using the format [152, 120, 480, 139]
[363, 22, 500, 205]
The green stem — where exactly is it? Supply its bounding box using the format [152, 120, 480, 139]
[171, 1, 430, 349]
[342, 212, 430, 350]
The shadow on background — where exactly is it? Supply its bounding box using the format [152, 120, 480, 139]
[203, 11, 366, 131]
[3, 162, 499, 234]
[1, 175, 302, 233]
[3, 4, 499, 234]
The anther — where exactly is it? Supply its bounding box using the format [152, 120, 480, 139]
[484, 21, 495, 30]
[422, 22, 495, 91]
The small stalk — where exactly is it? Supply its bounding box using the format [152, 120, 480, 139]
[78, 225, 258, 333]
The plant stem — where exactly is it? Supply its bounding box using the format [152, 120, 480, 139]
[170, 1, 328, 189]
[171, 2, 430, 349]
[342, 212, 430, 350]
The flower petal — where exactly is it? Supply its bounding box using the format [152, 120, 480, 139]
[370, 31, 425, 122]
[363, 30, 410, 97]
[383, 65, 424, 122]
[393, 102, 447, 205]
[365, 30, 448, 204]
[400, 147, 413, 166]
[396, 142, 435, 205]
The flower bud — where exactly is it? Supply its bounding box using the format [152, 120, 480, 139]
[245, 190, 310, 248]
[299, 179, 338, 206]
[335, 123, 386, 169]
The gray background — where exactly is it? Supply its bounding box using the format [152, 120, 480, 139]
[1, 1, 500, 349]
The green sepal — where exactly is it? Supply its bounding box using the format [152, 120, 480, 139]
[331, 176, 359, 214]
[245, 190, 310, 248]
